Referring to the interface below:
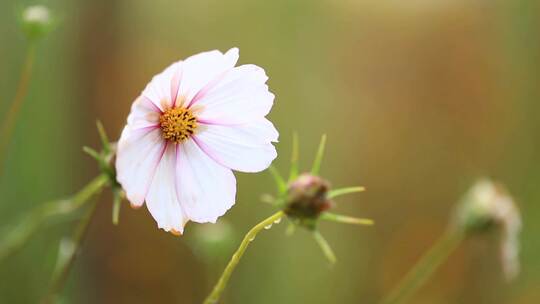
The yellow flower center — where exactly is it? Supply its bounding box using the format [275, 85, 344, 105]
[159, 107, 198, 143]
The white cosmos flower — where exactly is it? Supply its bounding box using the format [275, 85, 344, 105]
[115, 48, 278, 235]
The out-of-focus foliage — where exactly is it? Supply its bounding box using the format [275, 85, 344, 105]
[0, 0, 539, 303]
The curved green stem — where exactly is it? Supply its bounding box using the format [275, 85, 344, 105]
[0, 43, 36, 174]
[203, 211, 285, 304]
[0, 174, 108, 263]
[381, 229, 465, 304]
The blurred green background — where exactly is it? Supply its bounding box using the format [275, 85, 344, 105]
[1, 0, 539, 303]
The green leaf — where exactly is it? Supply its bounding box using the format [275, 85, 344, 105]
[320, 212, 374, 226]
[96, 120, 110, 154]
[327, 186, 365, 199]
[268, 165, 287, 194]
[82, 146, 101, 162]
[312, 230, 336, 264]
[311, 134, 327, 175]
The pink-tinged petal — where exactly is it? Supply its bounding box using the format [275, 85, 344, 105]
[194, 119, 278, 173]
[181, 48, 239, 106]
[146, 144, 189, 233]
[194, 64, 274, 125]
[141, 61, 182, 111]
[176, 139, 236, 223]
[126, 96, 161, 130]
[116, 48, 279, 235]
[115, 128, 166, 207]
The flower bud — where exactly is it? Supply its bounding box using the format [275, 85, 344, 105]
[454, 179, 519, 233]
[20, 5, 53, 41]
[453, 178, 521, 280]
[284, 173, 333, 228]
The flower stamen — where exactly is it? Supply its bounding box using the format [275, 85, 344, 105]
[159, 107, 198, 143]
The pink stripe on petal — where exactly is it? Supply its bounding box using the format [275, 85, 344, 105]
[136, 124, 160, 130]
[173, 143, 189, 218]
[130, 125, 160, 138]
[196, 118, 223, 125]
[171, 63, 183, 107]
[197, 118, 244, 127]
[140, 95, 163, 113]
[142, 141, 169, 201]
[187, 70, 229, 108]
[116, 128, 168, 207]
[193, 122, 277, 173]
[191, 136, 228, 169]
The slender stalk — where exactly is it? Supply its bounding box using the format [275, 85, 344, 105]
[0, 43, 36, 173]
[41, 198, 99, 304]
[0, 174, 108, 263]
[203, 211, 285, 304]
[381, 229, 465, 304]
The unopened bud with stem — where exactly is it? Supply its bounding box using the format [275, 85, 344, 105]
[452, 178, 521, 280]
[20, 5, 54, 41]
[268, 135, 372, 263]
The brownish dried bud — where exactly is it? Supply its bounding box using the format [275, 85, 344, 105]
[284, 173, 333, 227]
